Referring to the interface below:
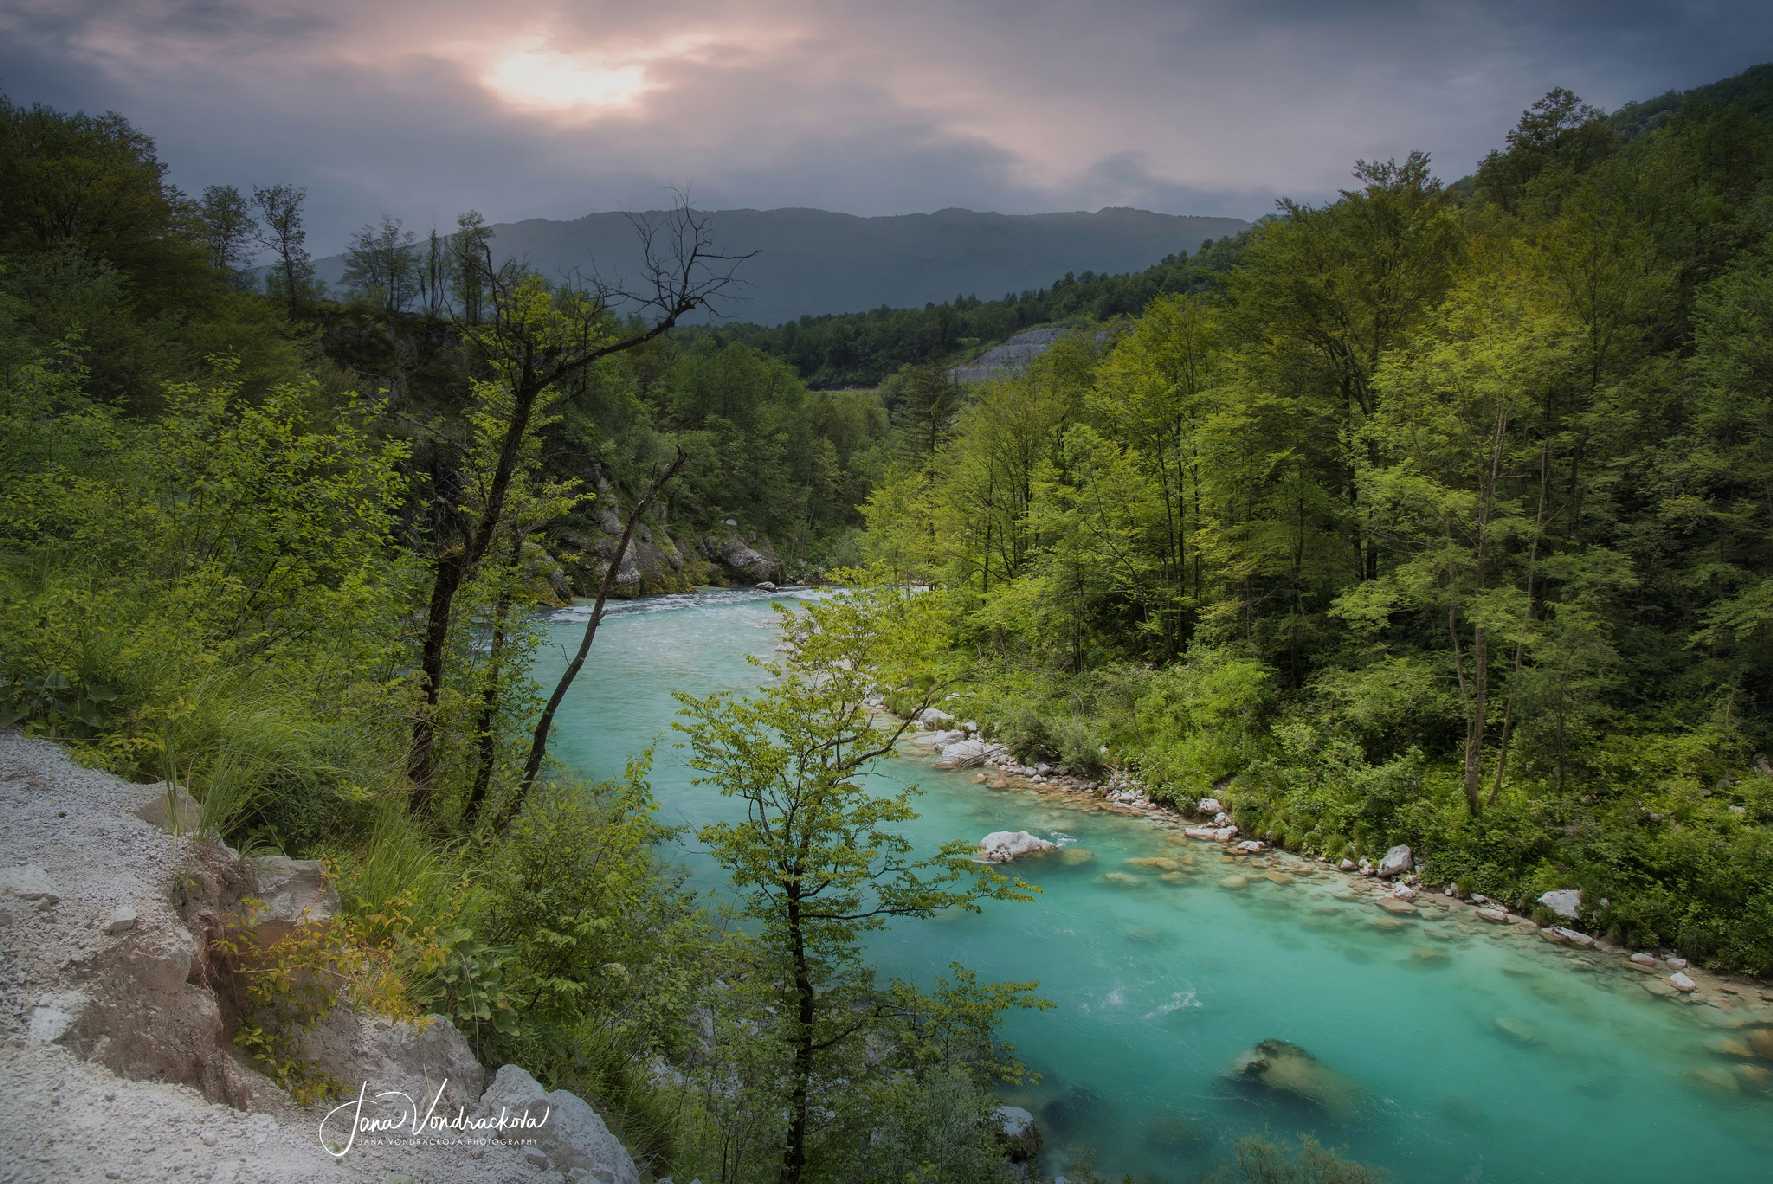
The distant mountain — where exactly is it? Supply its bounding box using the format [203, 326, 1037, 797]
[312, 206, 1249, 326]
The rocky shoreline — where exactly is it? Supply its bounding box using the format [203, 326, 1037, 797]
[893, 709, 1773, 1019]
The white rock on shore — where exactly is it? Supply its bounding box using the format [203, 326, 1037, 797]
[1538, 888, 1582, 921]
[1376, 845, 1412, 878]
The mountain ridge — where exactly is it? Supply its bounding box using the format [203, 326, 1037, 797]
[312, 205, 1250, 325]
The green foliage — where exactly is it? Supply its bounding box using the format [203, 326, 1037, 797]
[860, 77, 1773, 972]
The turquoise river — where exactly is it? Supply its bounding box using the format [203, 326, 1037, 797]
[532, 588, 1772, 1184]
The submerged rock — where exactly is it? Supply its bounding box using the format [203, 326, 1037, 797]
[978, 831, 1056, 863]
[1493, 1016, 1541, 1046]
[1040, 1085, 1102, 1135]
[1229, 1039, 1360, 1117]
[1476, 907, 1510, 924]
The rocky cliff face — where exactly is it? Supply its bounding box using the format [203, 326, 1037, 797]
[0, 734, 643, 1184]
[552, 470, 786, 597]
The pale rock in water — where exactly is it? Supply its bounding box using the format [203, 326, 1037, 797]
[916, 706, 955, 729]
[1376, 845, 1412, 878]
[978, 831, 1057, 863]
[1545, 925, 1594, 948]
[1538, 888, 1582, 921]
[1391, 883, 1417, 901]
[1197, 797, 1225, 816]
[1669, 971, 1698, 993]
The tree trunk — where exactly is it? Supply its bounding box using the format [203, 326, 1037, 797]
[1463, 623, 1488, 816]
[781, 889, 814, 1184]
[408, 375, 542, 809]
[408, 549, 465, 810]
[465, 529, 522, 827]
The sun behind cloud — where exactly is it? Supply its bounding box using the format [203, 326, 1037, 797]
[484, 46, 652, 113]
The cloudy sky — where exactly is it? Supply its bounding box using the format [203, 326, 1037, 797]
[4, 0, 1770, 253]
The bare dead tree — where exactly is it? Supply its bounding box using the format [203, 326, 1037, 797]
[408, 198, 749, 815]
[494, 448, 689, 828]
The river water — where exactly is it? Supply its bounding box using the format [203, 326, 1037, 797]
[532, 588, 1772, 1183]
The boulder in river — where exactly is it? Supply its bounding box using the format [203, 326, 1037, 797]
[1229, 1039, 1359, 1117]
[916, 706, 955, 729]
[935, 738, 991, 769]
[1669, 971, 1698, 993]
[1476, 907, 1509, 924]
[1376, 844, 1412, 878]
[1538, 888, 1582, 921]
[978, 831, 1056, 863]
[1197, 797, 1225, 816]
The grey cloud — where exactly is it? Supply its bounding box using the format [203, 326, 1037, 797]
[3, 0, 1769, 254]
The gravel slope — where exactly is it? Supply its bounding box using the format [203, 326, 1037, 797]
[0, 733, 574, 1184]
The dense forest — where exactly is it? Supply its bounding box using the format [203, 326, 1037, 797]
[859, 77, 1773, 974]
[689, 236, 1247, 389]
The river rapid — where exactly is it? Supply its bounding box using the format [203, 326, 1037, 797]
[531, 588, 1773, 1183]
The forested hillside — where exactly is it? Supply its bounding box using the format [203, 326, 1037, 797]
[693, 235, 1249, 389]
[859, 77, 1773, 973]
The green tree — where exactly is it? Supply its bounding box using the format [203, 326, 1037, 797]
[675, 592, 1028, 1184]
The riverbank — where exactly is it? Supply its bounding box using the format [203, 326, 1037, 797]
[894, 713, 1773, 1016]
